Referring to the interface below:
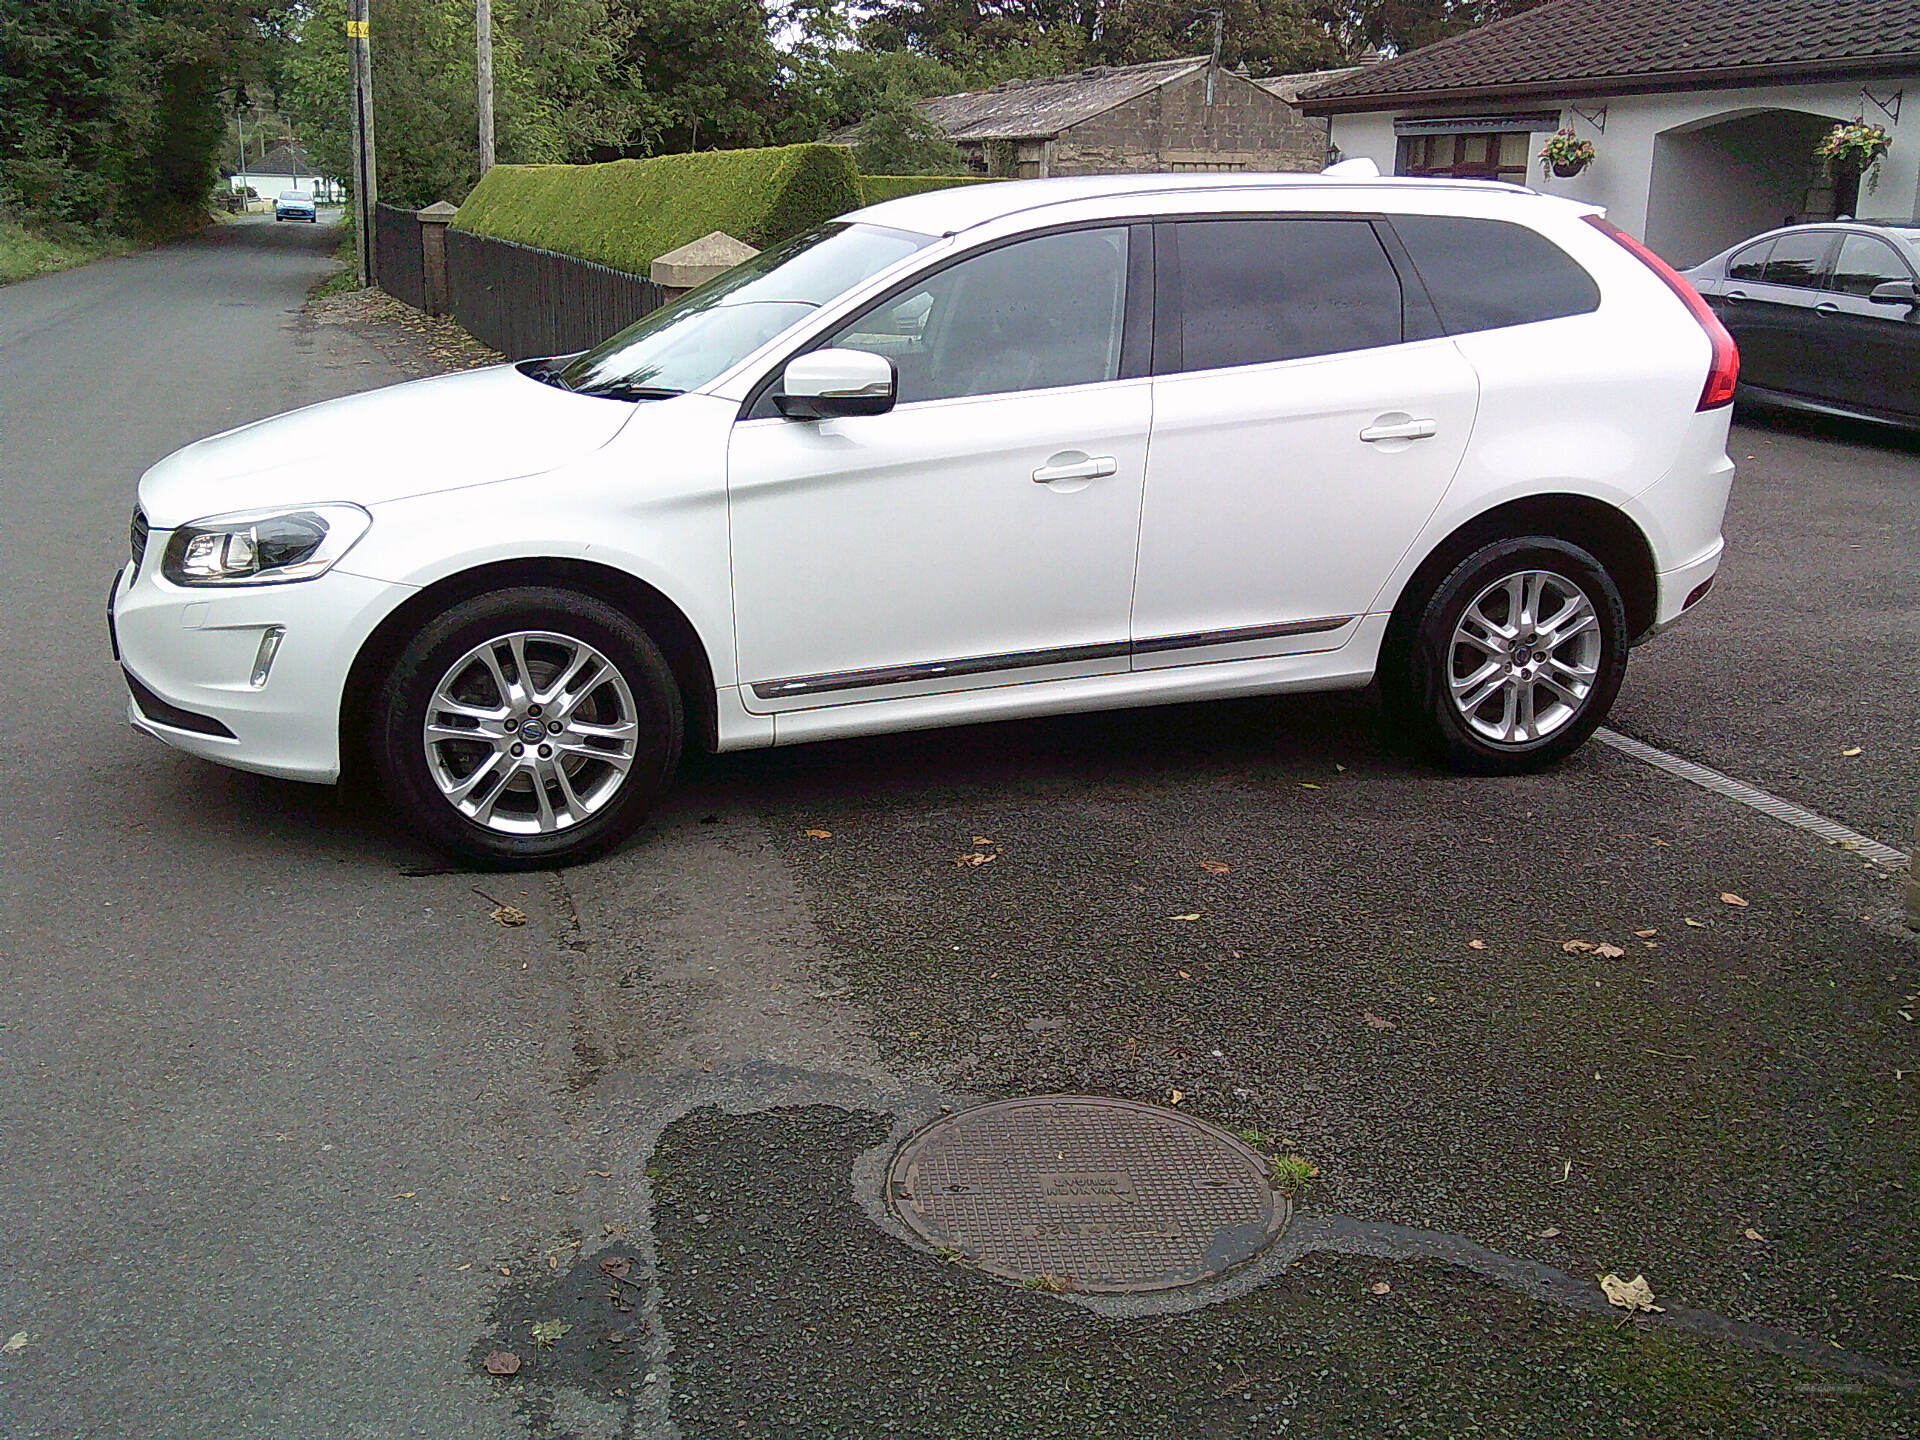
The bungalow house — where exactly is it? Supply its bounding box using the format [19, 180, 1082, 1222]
[871, 56, 1343, 178]
[226, 145, 341, 202]
[1298, 0, 1920, 265]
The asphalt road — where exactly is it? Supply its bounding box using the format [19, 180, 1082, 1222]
[1, 217, 1914, 1439]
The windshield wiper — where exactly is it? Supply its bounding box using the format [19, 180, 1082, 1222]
[585, 383, 685, 401]
[516, 357, 575, 391]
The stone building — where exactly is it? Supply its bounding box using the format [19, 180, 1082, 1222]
[899, 56, 1346, 177]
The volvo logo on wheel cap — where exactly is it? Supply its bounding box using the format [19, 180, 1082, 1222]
[519, 718, 546, 739]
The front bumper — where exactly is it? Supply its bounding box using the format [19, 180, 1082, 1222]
[109, 551, 411, 783]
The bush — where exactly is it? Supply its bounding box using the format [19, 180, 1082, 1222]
[857, 174, 998, 206]
[451, 143, 863, 275]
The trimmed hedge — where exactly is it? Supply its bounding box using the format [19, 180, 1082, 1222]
[452, 144, 864, 277]
[856, 174, 999, 206]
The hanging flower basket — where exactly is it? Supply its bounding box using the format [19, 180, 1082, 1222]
[1539, 129, 1595, 179]
[1817, 120, 1891, 177]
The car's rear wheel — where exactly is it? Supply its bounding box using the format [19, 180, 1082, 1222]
[1386, 537, 1627, 773]
[372, 587, 682, 868]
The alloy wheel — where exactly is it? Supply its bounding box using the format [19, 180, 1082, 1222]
[421, 630, 640, 834]
[1446, 569, 1602, 745]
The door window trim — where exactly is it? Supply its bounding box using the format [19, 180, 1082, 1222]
[739, 219, 1156, 421]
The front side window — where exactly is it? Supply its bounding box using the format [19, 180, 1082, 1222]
[1164, 218, 1402, 371]
[1828, 234, 1912, 297]
[553, 222, 931, 399]
[825, 227, 1130, 403]
[1759, 231, 1834, 289]
[1392, 215, 1600, 334]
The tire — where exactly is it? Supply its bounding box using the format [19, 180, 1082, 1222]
[1384, 537, 1627, 774]
[371, 587, 683, 868]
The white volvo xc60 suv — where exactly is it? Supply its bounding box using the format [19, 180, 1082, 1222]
[111, 173, 1737, 867]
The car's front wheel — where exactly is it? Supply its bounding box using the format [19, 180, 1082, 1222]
[371, 587, 683, 868]
[1387, 537, 1627, 774]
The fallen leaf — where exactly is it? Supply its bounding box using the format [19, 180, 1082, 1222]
[456, 1263, 473, 1271]
[972, 836, 992, 846]
[1598, 1273, 1664, 1313]
[955, 852, 996, 867]
[1468, 939, 1487, 950]
[391, 1191, 416, 1199]
[1720, 893, 1748, 908]
[1561, 940, 1595, 954]
[490, 905, 527, 927]
[531, 1319, 572, 1348]
[1369, 1282, 1392, 1296]
[1168, 1089, 1185, 1105]
[1300, 782, 1321, 790]
[1684, 918, 1707, 928]
[1536, 1228, 1561, 1239]
[1201, 860, 1231, 875]
[599, 1256, 632, 1279]
[1841, 747, 1863, 757]
[1634, 929, 1658, 939]
[802, 828, 832, 839]
[1744, 1228, 1765, 1242]
[1592, 943, 1626, 959]
[484, 1350, 521, 1376]
[1362, 1011, 1397, 1030]
[588, 1170, 613, 1178]
[1168, 914, 1200, 922]
[1176, 969, 1191, 980]
[3, 1332, 28, 1355]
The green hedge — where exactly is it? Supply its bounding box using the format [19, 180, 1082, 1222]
[856, 174, 999, 206]
[452, 144, 864, 276]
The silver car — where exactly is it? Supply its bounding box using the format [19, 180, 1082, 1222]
[274, 191, 318, 223]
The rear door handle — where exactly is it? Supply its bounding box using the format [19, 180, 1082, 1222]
[1032, 456, 1118, 483]
[1814, 302, 1841, 316]
[1725, 289, 1750, 300]
[1359, 419, 1437, 443]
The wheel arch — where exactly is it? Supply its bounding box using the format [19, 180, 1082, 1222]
[1385, 494, 1659, 657]
[339, 558, 720, 777]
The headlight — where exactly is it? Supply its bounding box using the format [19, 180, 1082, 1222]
[161, 504, 371, 586]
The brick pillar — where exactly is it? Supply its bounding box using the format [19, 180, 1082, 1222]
[415, 200, 460, 316]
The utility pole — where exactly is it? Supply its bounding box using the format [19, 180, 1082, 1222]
[1205, 7, 1223, 107]
[476, 0, 495, 176]
[236, 111, 249, 202]
[347, 0, 378, 286]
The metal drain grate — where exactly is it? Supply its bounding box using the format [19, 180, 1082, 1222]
[887, 1096, 1287, 1293]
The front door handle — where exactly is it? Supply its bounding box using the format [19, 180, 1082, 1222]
[1032, 455, 1118, 483]
[1359, 419, 1437, 443]
[1814, 302, 1841, 316]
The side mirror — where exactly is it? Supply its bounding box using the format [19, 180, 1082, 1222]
[775, 348, 896, 420]
[1869, 279, 1918, 306]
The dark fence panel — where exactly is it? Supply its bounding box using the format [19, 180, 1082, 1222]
[446, 228, 667, 360]
[373, 203, 426, 311]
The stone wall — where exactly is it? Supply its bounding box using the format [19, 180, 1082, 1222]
[1051, 69, 1329, 176]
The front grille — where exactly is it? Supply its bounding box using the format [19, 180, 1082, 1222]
[130, 508, 150, 569]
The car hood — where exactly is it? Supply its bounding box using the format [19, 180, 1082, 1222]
[136, 363, 635, 528]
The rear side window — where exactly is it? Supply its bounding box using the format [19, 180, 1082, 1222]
[1390, 216, 1599, 334]
[1727, 240, 1773, 281]
[1161, 218, 1402, 371]
[1760, 231, 1833, 288]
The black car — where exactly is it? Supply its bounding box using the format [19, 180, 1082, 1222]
[1683, 222, 1920, 430]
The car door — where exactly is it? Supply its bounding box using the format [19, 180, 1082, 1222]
[1813, 231, 1920, 420]
[1130, 216, 1477, 667]
[1725, 229, 1839, 397]
[727, 225, 1150, 712]
[1704, 237, 1775, 379]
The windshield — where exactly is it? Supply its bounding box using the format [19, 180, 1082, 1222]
[554, 222, 933, 400]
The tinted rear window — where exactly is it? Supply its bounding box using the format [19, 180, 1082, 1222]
[1727, 240, 1773, 281]
[1760, 231, 1832, 288]
[1164, 218, 1403, 371]
[1391, 216, 1600, 334]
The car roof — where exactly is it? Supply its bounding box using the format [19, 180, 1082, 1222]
[1720, 220, 1919, 255]
[847, 171, 1558, 237]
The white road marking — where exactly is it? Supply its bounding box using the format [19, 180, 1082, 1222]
[1594, 728, 1910, 870]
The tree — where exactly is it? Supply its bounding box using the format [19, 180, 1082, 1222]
[1311, 0, 1548, 55]
[607, 0, 780, 153]
[852, 93, 972, 174]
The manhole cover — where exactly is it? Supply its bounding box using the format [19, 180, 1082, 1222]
[887, 1096, 1287, 1293]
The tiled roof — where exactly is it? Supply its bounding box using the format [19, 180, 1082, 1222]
[921, 57, 1212, 141]
[1301, 0, 1920, 111]
[1254, 66, 1362, 103]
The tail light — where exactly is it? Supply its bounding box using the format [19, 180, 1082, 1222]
[1583, 215, 1738, 411]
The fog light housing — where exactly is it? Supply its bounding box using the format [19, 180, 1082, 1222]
[250, 626, 286, 688]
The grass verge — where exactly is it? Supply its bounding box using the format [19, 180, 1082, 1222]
[0, 223, 131, 285]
